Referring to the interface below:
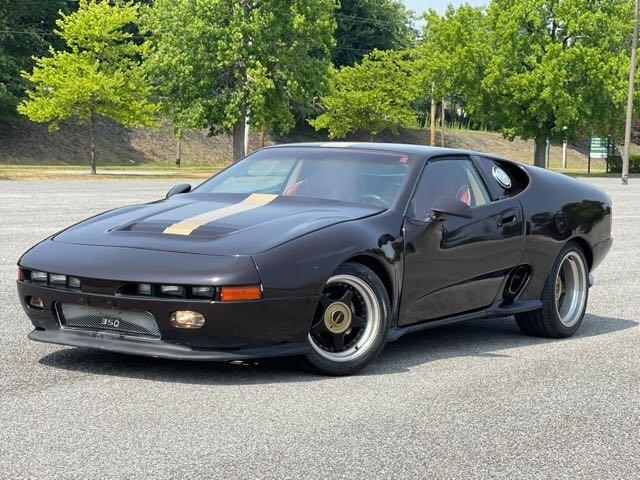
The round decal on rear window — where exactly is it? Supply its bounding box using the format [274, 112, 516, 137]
[492, 165, 512, 189]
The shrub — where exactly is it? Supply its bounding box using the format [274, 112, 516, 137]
[605, 155, 640, 173]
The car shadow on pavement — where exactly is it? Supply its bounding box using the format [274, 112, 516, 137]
[365, 313, 637, 376]
[38, 313, 636, 383]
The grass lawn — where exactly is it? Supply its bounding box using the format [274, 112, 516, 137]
[0, 163, 223, 180]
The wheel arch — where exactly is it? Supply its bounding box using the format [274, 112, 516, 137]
[568, 236, 593, 271]
[344, 253, 396, 317]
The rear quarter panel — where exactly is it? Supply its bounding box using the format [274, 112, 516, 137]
[517, 165, 612, 301]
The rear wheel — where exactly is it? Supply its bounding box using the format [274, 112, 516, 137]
[304, 262, 391, 375]
[516, 242, 589, 338]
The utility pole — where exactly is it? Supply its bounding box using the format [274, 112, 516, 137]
[622, 0, 640, 185]
[430, 83, 436, 146]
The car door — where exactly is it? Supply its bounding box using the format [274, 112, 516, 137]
[399, 156, 524, 325]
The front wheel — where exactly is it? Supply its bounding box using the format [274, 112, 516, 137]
[303, 262, 391, 375]
[516, 242, 589, 338]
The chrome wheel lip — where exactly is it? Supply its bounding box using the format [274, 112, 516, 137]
[308, 274, 381, 363]
[555, 251, 588, 328]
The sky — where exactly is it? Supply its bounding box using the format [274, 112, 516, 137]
[402, 0, 486, 16]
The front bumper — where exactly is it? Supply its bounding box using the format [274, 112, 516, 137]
[18, 281, 316, 361]
[28, 328, 311, 361]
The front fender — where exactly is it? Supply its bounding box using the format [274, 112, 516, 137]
[252, 211, 405, 305]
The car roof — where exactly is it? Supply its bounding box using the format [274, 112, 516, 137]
[266, 142, 481, 159]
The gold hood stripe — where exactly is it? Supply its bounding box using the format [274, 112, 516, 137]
[163, 193, 278, 236]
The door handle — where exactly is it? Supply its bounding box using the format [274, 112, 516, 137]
[498, 209, 518, 227]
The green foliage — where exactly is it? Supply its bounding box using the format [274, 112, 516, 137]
[18, 0, 157, 130]
[310, 50, 418, 138]
[0, 0, 74, 122]
[333, 0, 416, 67]
[143, 0, 337, 141]
[606, 155, 640, 173]
[476, 0, 633, 151]
[415, 5, 488, 105]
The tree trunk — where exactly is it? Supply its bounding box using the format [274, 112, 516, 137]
[259, 125, 266, 148]
[534, 137, 547, 168]
[429, 83, 436, 146]
[441, 98, 446, 147]
[232, 119, 245, 162]
[175, 137, 181, 167]
[90, 110, 96, 175]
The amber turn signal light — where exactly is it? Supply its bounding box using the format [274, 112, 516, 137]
[219, 285, 262, 302]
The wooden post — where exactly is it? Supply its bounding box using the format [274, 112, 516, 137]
[588, 137, 592, 175]
[429, 83, 436, 146]
[441, 98, 446, 147]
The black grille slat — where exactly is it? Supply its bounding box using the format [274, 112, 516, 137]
[59, 303, 160, 337]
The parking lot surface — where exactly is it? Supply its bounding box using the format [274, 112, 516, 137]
[0, 177, 638, 479]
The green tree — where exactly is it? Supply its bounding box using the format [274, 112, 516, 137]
[414, 5, 488, 143]
[18, 0, 157, 174]
[333, 0, 416, 67]
[310, 50, 418, 139]
[0, 0, 75, 122]
[477, 0, 633, 167]
[143, 0, 336, 162]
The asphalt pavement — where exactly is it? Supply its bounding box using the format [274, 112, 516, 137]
[0, 177, 638, 479]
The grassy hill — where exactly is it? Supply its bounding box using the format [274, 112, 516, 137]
[0, 118, 605, 174]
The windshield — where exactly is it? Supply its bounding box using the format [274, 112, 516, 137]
[196, 147, 414, 208]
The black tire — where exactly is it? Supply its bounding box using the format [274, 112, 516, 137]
[515, 242, 589, 338]
[303, 262, 391, 376]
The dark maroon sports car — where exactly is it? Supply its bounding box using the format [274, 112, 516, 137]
[17, 143, 612, 375]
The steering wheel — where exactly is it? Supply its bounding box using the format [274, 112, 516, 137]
[355, 194, 390, 208]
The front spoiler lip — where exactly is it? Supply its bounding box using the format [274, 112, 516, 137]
[28, 328, 312, 361]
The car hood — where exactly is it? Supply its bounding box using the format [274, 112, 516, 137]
[52, 193, 385, 256]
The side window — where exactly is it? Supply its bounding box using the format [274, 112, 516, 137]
[475, 156, 530, 198]
[409, 158, 491, 219]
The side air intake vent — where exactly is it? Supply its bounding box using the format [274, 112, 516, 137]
[503, 265, 531, 302]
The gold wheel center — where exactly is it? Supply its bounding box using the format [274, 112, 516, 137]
[324, 302, 352, 334]
[555, 276, 563, 300]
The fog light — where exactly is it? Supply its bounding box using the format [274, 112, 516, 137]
[220, 285, 262, 302]
[68, 277, 81, 288]
[170, 310, 205, 329]
[192, 286, 215, 298]
[137, 283, 152, 295]
[28, 296, 44, 310]
[161, 285, 184, 297]
[49, 274, 67, 285]
[31, 271, 48, 282]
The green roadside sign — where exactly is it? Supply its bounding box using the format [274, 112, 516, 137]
[590, 137, 609, 159]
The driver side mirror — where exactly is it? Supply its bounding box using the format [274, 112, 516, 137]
[430, 197, 473, 220]
[166, 183, 191, 198]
